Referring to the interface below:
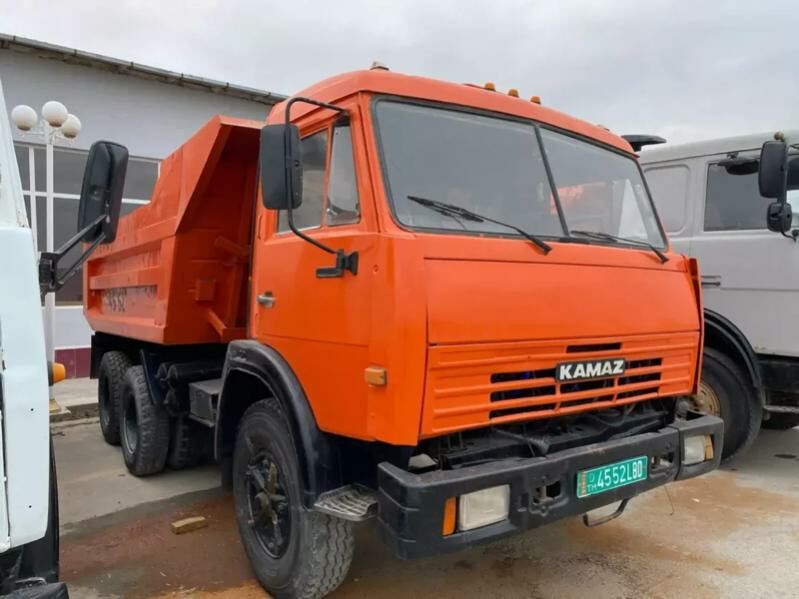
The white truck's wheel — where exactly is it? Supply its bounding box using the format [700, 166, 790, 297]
[698, 348, 761, 461]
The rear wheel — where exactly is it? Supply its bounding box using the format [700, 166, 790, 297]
[168, 416, 211, 470]
[121, 366, 170, 476]
[681, 348, 761, 461]
[233, 399, 354, 599]
[97, 351, 132, 445]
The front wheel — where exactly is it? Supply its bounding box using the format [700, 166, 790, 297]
[233, 399, 354, 599]
[682, 348, 761, 461]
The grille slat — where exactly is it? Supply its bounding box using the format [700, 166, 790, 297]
[422, 332, 699, 437]
[432, 341, 696, 370]
[490, 356, 663, 410]
[433, 361, 691, 399]
[435, 374, 689, 418]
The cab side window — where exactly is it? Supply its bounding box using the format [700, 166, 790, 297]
[326, 126, 360, 226]
[704, 162, 772, 231]
[278, 130, 328, 232]
[645, 165, 690, 234]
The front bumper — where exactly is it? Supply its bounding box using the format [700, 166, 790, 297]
[378, 414, 723, 559]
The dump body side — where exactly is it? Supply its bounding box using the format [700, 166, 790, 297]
[83, 116, 261, 345]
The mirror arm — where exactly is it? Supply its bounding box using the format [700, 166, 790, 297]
[283, 96, 358, 278]
[39, 213, 107, 295]
[56, 212, 106, 257]
[52, 233, 106, 290]
[286, 206, 336, 257]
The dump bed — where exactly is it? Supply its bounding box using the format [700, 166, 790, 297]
[83, 116, 261, 345]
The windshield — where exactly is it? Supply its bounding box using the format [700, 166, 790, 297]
[539, 129, 665, 247]
[374, 100, 665, 248]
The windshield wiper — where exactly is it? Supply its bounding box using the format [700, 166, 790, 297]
[569, 230, 668, 264]
[407, 195, 552, 254]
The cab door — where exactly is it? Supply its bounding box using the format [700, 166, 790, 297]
[250, 107, 376, 438]
[689, 152, 799, 358]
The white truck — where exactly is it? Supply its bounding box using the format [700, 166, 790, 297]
[641, 132, 799, 459]
[0, 78, 126, 597]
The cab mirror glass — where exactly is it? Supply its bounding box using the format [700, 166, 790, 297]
[260, 124, 303, 210]
[759, 141, 788, 199]
[767, 201, 792, 233]
[77, 141, 128, 243]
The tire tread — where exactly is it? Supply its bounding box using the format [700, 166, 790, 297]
[235, 399, 354, 599]
[97, 351, 132, 445]
[704, 347, 762, 462]
[168, 416, 209, 470]
[122, 366, 170, 476]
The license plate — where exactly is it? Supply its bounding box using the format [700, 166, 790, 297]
[576, 456, 648, 498]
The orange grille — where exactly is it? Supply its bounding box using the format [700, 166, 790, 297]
[421, 332, 698, 437]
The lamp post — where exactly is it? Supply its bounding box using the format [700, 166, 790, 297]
[10, 101, 82, 365]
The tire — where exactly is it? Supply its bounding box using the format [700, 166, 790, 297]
[762, 412, 799, 430]
[168, 416, 211, 470]
[700, 348, 762, 461]
[97, 351, 132, 445]
[120, 366, 170, 476]
[233, 399, 354, 599]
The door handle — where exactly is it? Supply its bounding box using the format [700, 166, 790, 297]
[256, 292, 276, 308]
[700, 275, 722, 288]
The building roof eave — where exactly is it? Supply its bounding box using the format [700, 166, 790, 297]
[0, 32, 288, 107]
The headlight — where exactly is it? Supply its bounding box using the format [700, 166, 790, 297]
[457, 485, 510, 531]
[683, 435, 713, 465]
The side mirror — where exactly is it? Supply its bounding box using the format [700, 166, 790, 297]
[40, 140, 128, 294]
[767, 201, 793, 233]
[260, 124, 303, 210]
[77, 141, 128, 243]
[758, 140, 788, 199]
[718, 155, 759, 176]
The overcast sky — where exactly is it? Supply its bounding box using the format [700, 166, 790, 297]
[2, 0, 797, 144]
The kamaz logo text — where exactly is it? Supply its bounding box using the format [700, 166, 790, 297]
[555, 358, 626, 382]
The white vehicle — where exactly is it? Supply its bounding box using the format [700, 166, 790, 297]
[0, 79, 125, 597]
[641, 132, 799, 459]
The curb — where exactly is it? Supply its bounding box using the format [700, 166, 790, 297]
[50, 401, 98, 423]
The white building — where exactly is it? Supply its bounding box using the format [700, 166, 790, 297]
[0, 33, 284, 377]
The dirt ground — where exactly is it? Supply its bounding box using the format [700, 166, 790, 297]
[56, 420, 799, 599]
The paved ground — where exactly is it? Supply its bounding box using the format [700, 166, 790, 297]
[54, 411, 799, 599]
[52, 378, 99, 421]
[54, 419, 219, 530]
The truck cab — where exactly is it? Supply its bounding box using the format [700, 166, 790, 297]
[1, 76, 126, 598]
[84, 68, 723, 599]
[642, 132, 799, 459]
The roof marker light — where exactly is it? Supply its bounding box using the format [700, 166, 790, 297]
[530, 95, 541, 104]
[484, 82, 496, 91]
[507, 88, 519, 97]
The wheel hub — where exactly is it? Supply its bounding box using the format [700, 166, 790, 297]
[246, 455, 290, 558]
[678, 382, 722, 417]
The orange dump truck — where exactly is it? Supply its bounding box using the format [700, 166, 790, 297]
[84, 68, 723, 599]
